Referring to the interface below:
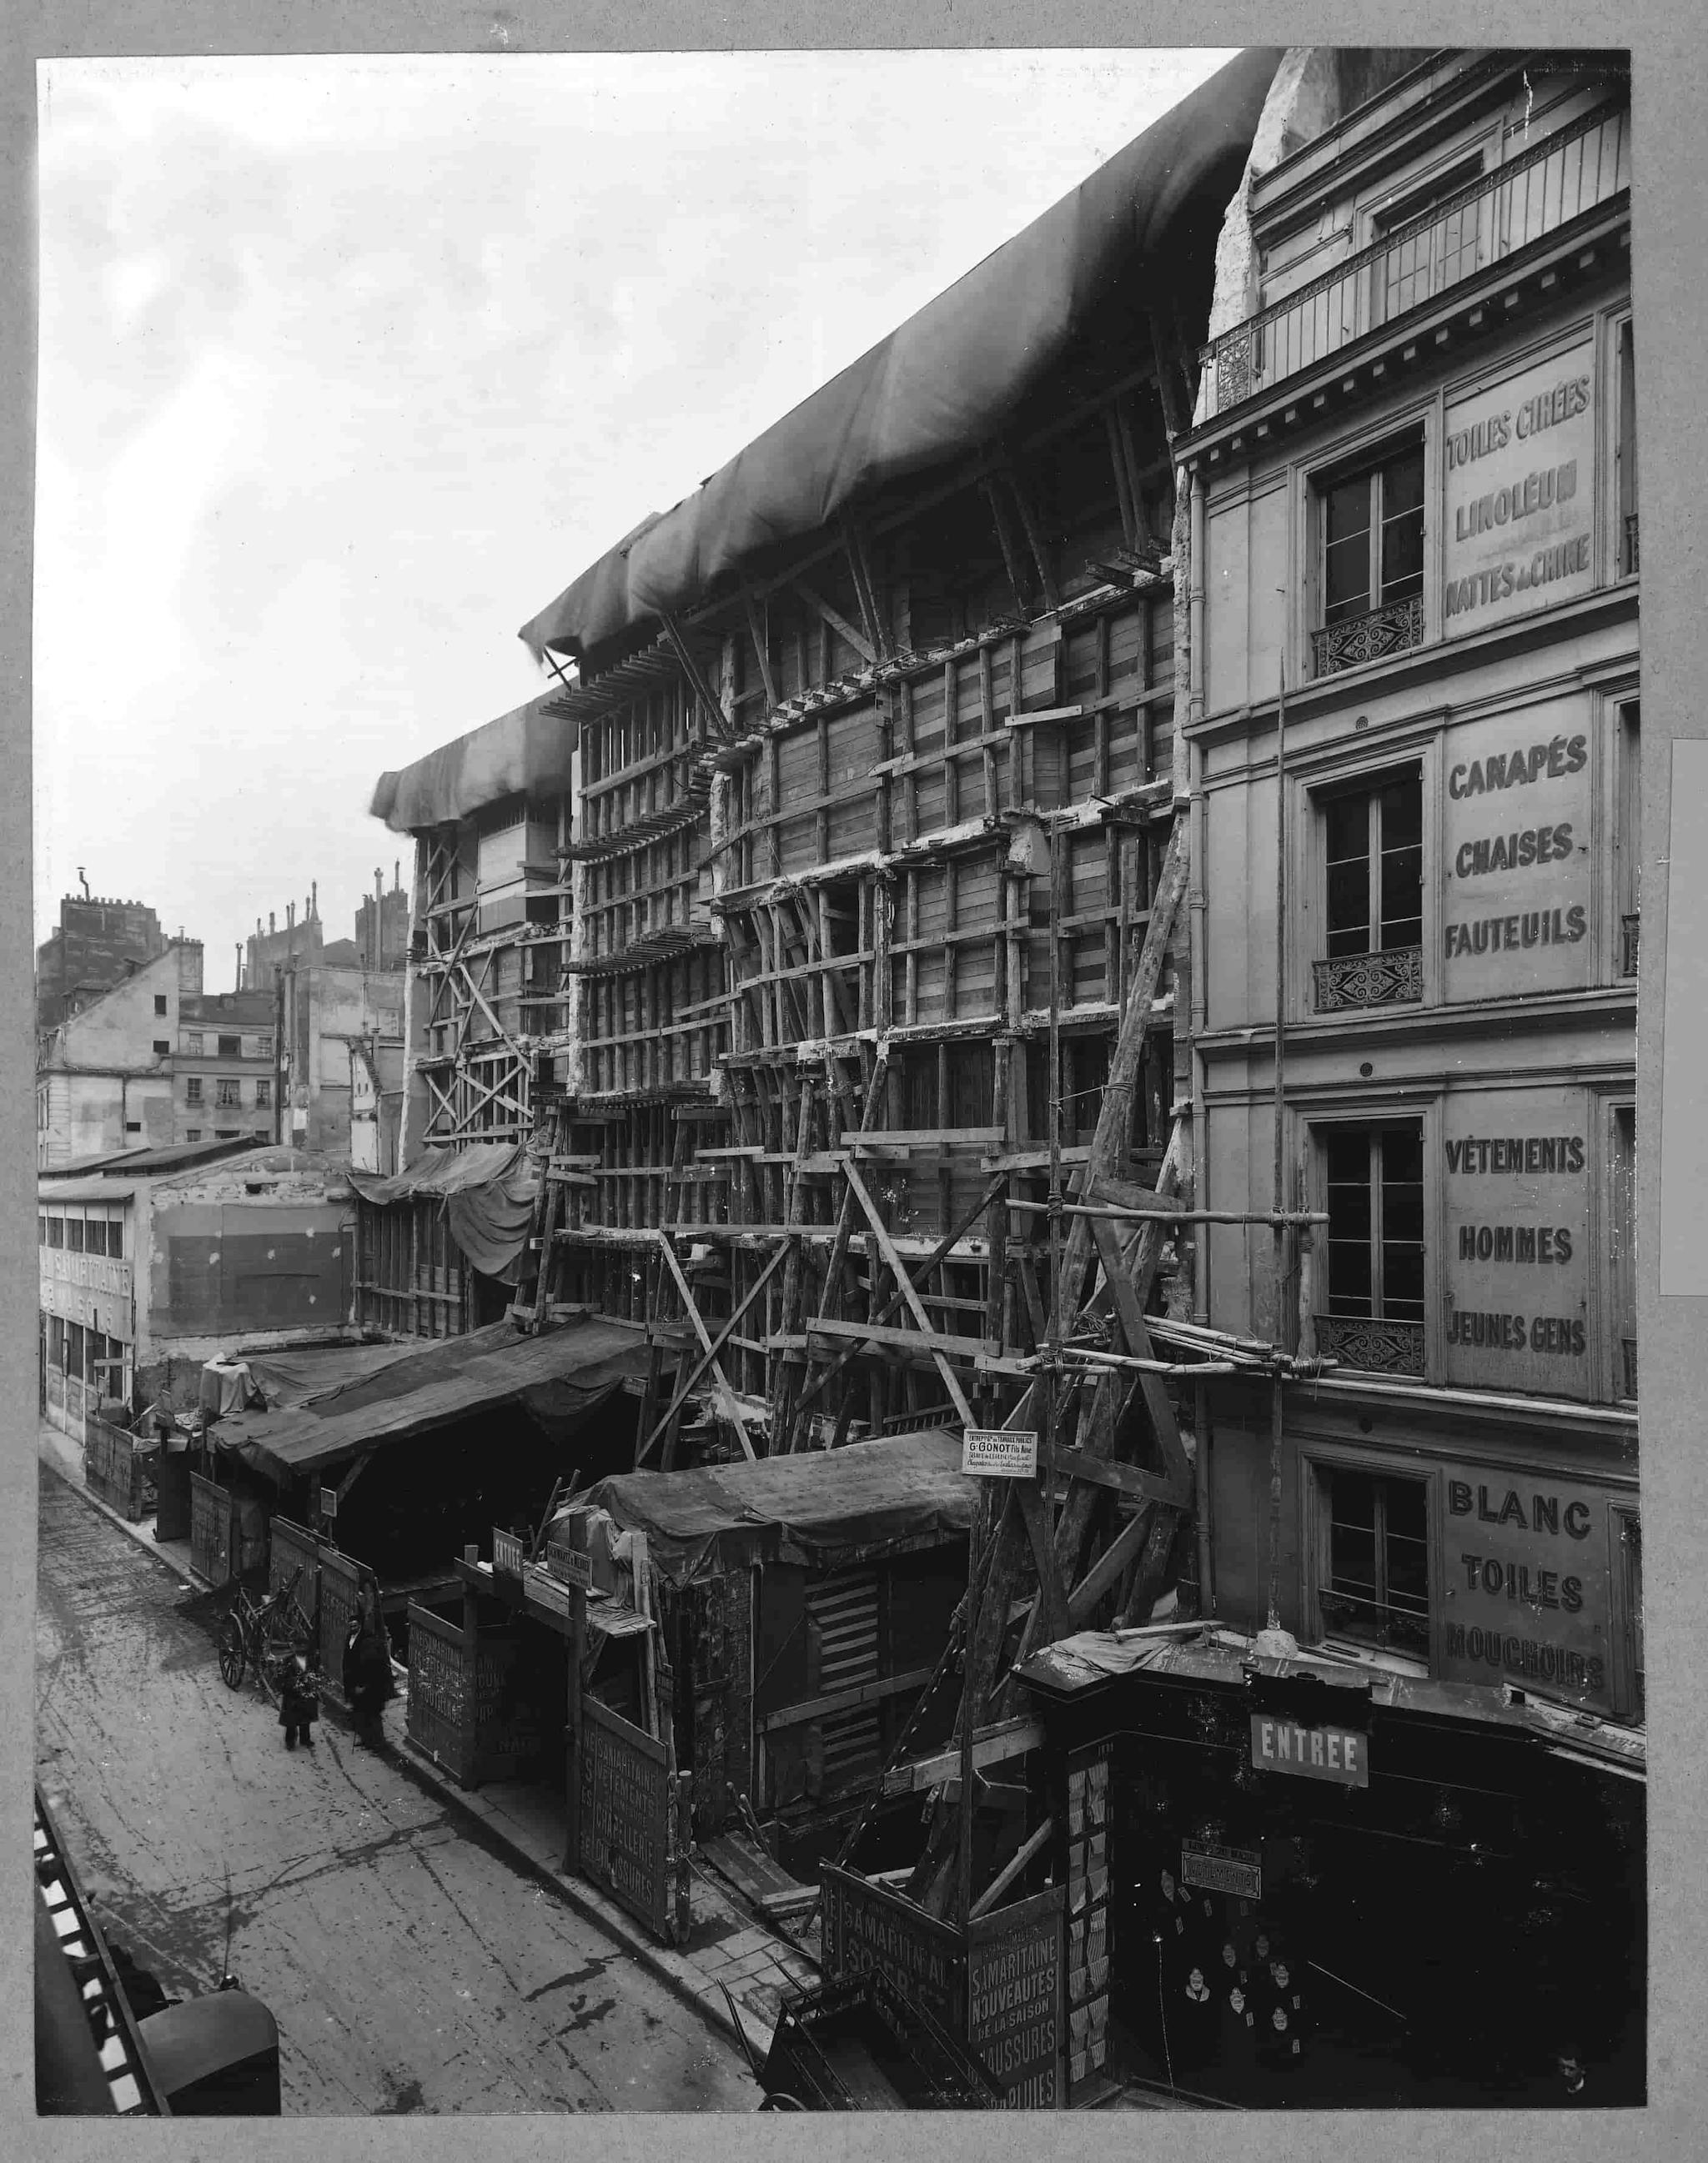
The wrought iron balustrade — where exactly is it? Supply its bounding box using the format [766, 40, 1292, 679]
[1621, 912, 1640, 977]
[1316, 1584, 1430, 1656]
[1314, 1313, 1426, 1377]
[1310, 593, 1425, 678]
[1313, 944, 1424, 1013]
[1200, 101, 1630, 421]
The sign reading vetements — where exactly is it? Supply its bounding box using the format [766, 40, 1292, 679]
[1250, 1714, 1370, 1787]
[962, 1428, 1039, 1478]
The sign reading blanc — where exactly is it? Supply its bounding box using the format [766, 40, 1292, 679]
[1180, 1839, 1262, 1901]
[1250, 1714, 1369, 1787]
[1442, 337, 1596, 637]
[962, 1428, 1039, 1478]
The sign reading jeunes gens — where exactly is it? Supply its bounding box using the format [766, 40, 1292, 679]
[1442, 338, 1596, 638]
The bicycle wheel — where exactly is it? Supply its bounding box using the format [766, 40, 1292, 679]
[218, 1616, 247, 1689]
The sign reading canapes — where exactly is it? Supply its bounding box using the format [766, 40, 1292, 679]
[962, 1428, 1039, 1478]
[1249, 1714, 1369, 1787]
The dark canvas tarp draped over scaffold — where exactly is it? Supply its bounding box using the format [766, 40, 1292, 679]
[346, 1142, 541, 1284]
[577, 1429, 975, 1587]
[516, 48, 1281, 663]
[369, 692, 574, 835]
[214, 1316, 649, 1484]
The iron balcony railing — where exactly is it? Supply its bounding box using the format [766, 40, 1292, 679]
[1311, 592, 1426, 679]
[1313, 943, 1424, 1013]
[1621, 912, 1640, 977]
[1316, 1583, 1430, 1657]
[1200, 101, 1630, 422]
[1314, 1313, 1426, 1378]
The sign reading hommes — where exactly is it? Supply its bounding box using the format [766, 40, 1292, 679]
[1441, 1087, 1591, 1398]
[1442, 339, 1596, 638]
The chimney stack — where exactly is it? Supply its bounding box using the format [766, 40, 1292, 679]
[235, 942, 243, 991]
[269, 911, 276, 935]
[311, 881, 319, 920]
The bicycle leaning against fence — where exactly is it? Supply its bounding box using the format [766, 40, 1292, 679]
[217, 1563, 315, 1701]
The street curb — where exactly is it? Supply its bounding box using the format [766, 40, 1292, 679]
[379, 1728, 756, 2062]
[40, 1441, 773, 2073]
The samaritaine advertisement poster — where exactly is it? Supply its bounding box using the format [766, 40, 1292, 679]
[1441, 1085, 1593, 1399]
[1441, 334, 1597, 637]
[1441, 697, 1594, 1003]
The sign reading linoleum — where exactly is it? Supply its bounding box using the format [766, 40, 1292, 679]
[1442, 339, 1596, 637]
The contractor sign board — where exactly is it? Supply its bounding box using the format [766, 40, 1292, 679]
[962, 1428, 1039, 1478]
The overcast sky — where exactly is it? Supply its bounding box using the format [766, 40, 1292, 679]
[34, 48, 1236, 985]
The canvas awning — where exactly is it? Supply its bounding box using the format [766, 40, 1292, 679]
[369, 690, 574, 835]
[576, 1428, 974, 1586]
[347, 1143, 541, 1284]
[216, 1315, 648, 1484]
[517, 48, 1281, 662]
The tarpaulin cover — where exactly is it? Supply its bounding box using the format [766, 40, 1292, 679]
[1014, 1627, 1647, 1773]
[518, 48, 1281, 662]
[217, 1315, 648, 1483]
[348, 1142, 541, 1284]
[579, 1429, 974, 1587]
[370, 690, 574, 835]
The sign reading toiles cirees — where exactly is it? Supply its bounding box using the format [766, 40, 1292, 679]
[1441, 336, 1596, 637]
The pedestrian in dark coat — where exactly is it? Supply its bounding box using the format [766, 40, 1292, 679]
[344, 1614, 393, 1744]
[279, 1653, 319, 1749]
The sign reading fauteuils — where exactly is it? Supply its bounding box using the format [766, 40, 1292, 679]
[1442, 337, 1596, 638]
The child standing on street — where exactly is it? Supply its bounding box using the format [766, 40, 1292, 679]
[279, 1652, 319, 1749]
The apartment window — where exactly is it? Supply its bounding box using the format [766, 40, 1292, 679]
[185, 1031, 203, 1055]
[125, 1122, 142, 1135]
[1374, 159, 1484, 321]
[216, 1078, 242, 1108]
[46, 1215, 64, 1249]
[1613, 1107, 1636, 1401]
[254, 1078, 272, 1108]
[218, 1033, 242, 1057]
[1617, 319, 1638, 576]
[215, 1128, 240, 1140]
[153, 1039, 171, 1056]
[1313, 439, 1426, 676]
[185, 1076, 203, 1106]
[1618, 704, 1640, 977]
[38, 1213, 45, 1247]
[1318, 1123, 1426, 1376]
[154, 995, 168, 1016]
[186, 1128, 202, 1142]
[1314, 773, 1424, 1011]
[258, 1034, 273, 1058]
[83, 1219, 107, 1257]
[66, 1217, 85, 1253]
[1319, 1468, 1430, 1656]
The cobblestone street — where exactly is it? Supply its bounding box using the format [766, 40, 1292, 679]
[35, 1468, 756, 2115]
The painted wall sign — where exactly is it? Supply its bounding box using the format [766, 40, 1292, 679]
[1441, 1087, 1592, 1399]
[1250, 1714, 1369, 1787]
[1180, 1838, 1262, 1901]
[962, 1428, 1038, 1478]
[579, 1695, 674, 1942]
[1441, 697, 1594, 1003]
[39, 1249, 135, 1337]
[821, 1864, 965, 2031]
[966, 1889, 1063, 2109]
[1442, 339, 1596, 638]
[1439, 1466, 1614, 1714]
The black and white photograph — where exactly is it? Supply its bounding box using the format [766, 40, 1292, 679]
[18, 16, 1688, 2133]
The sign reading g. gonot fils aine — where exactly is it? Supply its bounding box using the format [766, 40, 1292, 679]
[1441, 1086, 1592, 1400]
[1439, 1467, 1614, 1713]
[1441, 696, 1593, 1004]
[962, 1428, 1038, 1478]
[1442, 337, 1596, 637]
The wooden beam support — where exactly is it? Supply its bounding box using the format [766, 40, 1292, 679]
[741, 586, 779, 712]
[968, 1814, 1056, 1923]
[640, 1240, 790, 1460]
[1067, 1500, 1156, 1627]
[654, 1234, 756, 1458]
[659, 607, 733, 737]
[1088, 1210, 1192, 1501]
[791, 578, 877, 666]
[838, 1161, 978, 1428]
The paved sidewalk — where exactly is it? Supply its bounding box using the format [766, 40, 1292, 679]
[36, 1421, 820, 2063]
